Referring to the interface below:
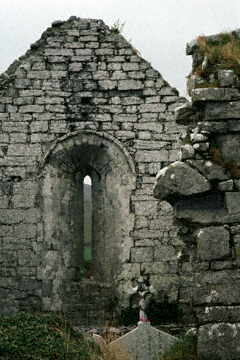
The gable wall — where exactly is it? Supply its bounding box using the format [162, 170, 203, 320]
[0, 17, 186, 321]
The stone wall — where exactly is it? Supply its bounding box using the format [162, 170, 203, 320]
[154, 32, 240, 359]
[0, 17, 186, 324]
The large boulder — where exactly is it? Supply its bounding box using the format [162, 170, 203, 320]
[153, 161, 210, 203]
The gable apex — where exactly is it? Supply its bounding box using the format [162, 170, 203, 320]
[0, 16, 174, 92]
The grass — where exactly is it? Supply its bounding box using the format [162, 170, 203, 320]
[0, 313, 91, 359]
[0, 313, 131, 360]
[157, 334, 199, 360]
[192, 31, 240, 87]
[0, 313, 200, 360]
[110, 19, 125, 34]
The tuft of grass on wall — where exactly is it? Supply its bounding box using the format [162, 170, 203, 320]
[196, 32, 240, 79]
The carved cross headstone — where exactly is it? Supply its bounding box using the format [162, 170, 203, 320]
[110, 270, 179, 359]
[128, 270, 155, 322]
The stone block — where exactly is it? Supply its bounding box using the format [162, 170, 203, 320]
[131, 247, 154, 263]
[135, 150, 169, 163]
[154, 244, 177, 262]
[204, 101, 240, 120]
[13, 223, 37, 238]
[15, 79, 32, 88]
[19, 278, 41, 292]
[111, 70, 126, 80]
[199, 121, 228, 133]
[194, 226, 230, 261]
[92, 70, 109, 80]
[196, 306, 240, 323]
[122, 63, 139, 71]
[216, 133, 240, 166]
[179, 144, 195, 160]
[98, 80, 117, 90]
[44, 49, 74, 56]
[30, 121, 48, 132]
[198, 323, 240, 360]
[18, 250, 39, 266]
[139, 103, 166, 113]
[192, 87, 240, 102]
[118, 80, 144, 90]
[225, 192, 240, 215]
[234, 234, 240, 266]
[217, 180, 233, 191]
[128, 71, 145, 79]
[19, 105, 44, 113]
[10, 133, 28, 143]
[218, 69, 236, 87]
[192, 160, 229, 181]
[194, 270, 240, 305]
[154, 161, 210, 202]
[27, 71, 51, 79]
[7, 144, 42, 157]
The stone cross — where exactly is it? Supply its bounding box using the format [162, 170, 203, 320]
[129, 270, 155, 322]
[111, 271, 179, 359]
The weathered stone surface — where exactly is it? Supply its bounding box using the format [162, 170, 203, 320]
[218, 70, 236, 87]
[192, 87, 240, 102]
[0, 16, 187, 322]
[194, 226, 230, 261]
[216, 134, 240, 166]
[109, 321, 179, 360]
[199, 121, 228, 133]
[154, 161, 210, 202]
[196, 306, 240, 323]
[225, 192, 240, 215]
[204, 101, 240, 120]
[191, 160, 229, 181]
[198, 323, 240, 360]
[179, 144, 195, 160]
[174, 102, 199, 125]
[186, 38, 199, 55]
[131, 247, 154, 263]
[217, 180, 233, 191]
[174, 193, 228, 225]
[194, 270, 240, 305]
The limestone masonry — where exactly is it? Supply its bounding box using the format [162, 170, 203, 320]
[0, 17, 186, 324]
[154, 32, 240, 360]
[2, 17, 240, 359]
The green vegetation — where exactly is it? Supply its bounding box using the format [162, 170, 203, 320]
[0, 313, 92, 359]
[0, 313, 129, 360]
[110, 19, 125, 34]
[195, 32, 240, 81]
[84, 246, 92, 261]
[157, 334, 199, 360]
[0, 313, 199, 360]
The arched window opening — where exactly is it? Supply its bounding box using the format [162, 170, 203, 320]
[83, 175, 92, 278]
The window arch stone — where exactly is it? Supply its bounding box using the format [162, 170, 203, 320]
[37, 130, 135, 312]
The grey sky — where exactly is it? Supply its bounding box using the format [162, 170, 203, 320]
[1, 0, 240, 97]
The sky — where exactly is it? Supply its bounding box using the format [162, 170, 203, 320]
[1, 0, 240, 98]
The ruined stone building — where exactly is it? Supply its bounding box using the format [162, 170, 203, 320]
[2, 16, 240, 359]
[154, 32, 240, 359]
[0, 17, 186, 323]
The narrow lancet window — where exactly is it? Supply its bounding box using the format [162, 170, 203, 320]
[83, 175, 92, 278]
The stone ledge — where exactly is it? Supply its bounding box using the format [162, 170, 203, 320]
[192, 87, 240, 103]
